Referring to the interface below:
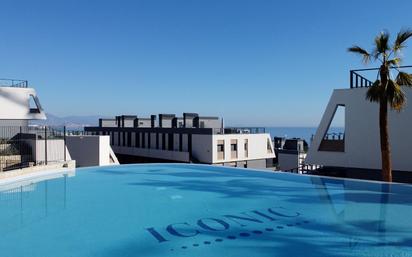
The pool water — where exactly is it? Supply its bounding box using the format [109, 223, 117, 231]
[0, 164, 411, 257]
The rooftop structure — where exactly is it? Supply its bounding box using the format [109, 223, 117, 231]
[306, 66, 412, 178]
[0, 79, 46, 124]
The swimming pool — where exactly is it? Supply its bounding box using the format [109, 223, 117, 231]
[0, 164, 411, 257]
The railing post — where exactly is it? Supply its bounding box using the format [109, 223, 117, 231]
[44, 127, 48, 165]
[19, 126, 22, 169]
[350, 70, 353, 88]
[64, 126, 66, 162]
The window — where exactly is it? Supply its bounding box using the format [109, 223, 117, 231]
[230, 143, 237, 151]
[29, 95, 41, 113]
[217, 144, 224, 152]
[217, 140, 225, 160]
[230, 139, 237, 159]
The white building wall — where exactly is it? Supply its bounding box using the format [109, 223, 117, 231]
[306, 87, 412, 171]
[161, 119, 173, 128]
[212, 133, 275, 164]
[27, 139, 72, 163]
[101, 119, 117, 127]
[199, 119, 220, 128]
[123, 119, 134, 128]
[66, 135, 119, 167]
[137, 119, 151, 127]
[191, 134, 214, 163]
[0, 87, 46, 120]
[190, 133, 275, 164]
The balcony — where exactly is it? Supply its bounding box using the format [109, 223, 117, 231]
[350, 65, 412, 89]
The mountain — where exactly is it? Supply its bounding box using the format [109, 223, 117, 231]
[30, 113, 105, 128]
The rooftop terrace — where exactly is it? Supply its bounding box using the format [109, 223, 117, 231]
[0, 78, 28, 88]
[350, 65, 412, 89]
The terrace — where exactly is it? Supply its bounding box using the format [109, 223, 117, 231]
[0, 78, 28, 88]
[350, 65, 412, 88]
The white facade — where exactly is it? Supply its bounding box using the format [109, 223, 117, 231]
[0, 84, 119, 170]
[306, 87, 412, 172]
[27, 139, 72, 164]
[0, 87, 46, 120]
[212, 134, 275, 163]
[103, 131, 275, 168]
[87, 113, 274, 169]
[66, 136, 119, 167]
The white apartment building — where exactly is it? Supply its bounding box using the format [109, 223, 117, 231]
[306, 68, 412, 173]
[85, 114, 275, 169]
[0, 79, 118, 171]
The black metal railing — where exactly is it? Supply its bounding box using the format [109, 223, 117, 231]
[350, 70, 373, 88]
[350, 65, 412, 89]
[0, 79, 28, 88]
[323, 132, 345, 140]
[0, 126, 69, 172]
[217, 127, 266, 135]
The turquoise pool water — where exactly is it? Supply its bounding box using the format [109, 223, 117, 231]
[0, 164, 411, 257]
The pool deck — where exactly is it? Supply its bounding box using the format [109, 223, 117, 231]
[0, 160, 75, 182]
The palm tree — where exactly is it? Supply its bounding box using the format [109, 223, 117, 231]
[348, 29, 412, 182]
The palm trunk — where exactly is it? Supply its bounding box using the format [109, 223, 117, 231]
[379, 100, 392, 182]
[379, 65, 392, 182]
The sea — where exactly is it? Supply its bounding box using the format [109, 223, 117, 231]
[264, 127, 344, 144]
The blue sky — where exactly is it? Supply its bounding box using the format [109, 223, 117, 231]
[0, 0, 411, 126]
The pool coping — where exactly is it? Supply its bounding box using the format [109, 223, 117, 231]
[0, 162, 411, 189]
[79, 162, 412, 188]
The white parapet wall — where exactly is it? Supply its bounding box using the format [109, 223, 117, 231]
[306, 87, 412, 172]
[26, 139, 72, 164]
[66, 135, 119, 167]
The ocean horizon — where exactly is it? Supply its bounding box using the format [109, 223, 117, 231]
[263, 127, 344, 143]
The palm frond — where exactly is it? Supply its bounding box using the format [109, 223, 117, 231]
[373, 31, 390, 58]
[393, 28, 412, 52]
[396, 71, 412, 86]
[386, 80, 406, 111]
[387, 58, 401, 67]
[366, 80, 382, 103]
[348, 46, 371, 64]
